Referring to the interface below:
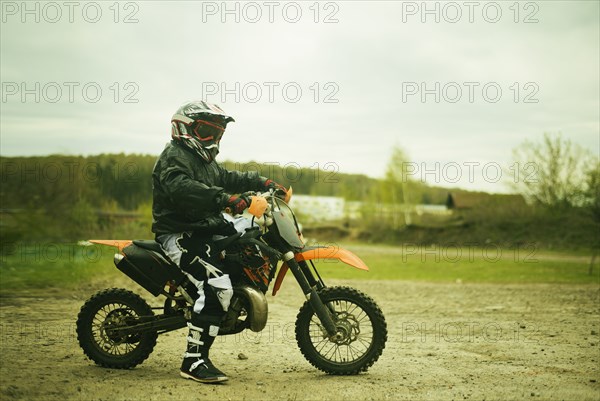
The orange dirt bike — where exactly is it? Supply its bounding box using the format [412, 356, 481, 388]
[76, 188, 387, 374]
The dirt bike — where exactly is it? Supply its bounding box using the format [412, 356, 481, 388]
[76, 188, 387, 375]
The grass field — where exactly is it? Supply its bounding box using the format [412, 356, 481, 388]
[314, 242, 599, 284]
[0, 243, 116, 291]
[0, 242, 598, 293]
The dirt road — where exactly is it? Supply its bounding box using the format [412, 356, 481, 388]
[1, 278, 598, 401]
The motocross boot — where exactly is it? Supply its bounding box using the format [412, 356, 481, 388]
[180, 315, 228, 383]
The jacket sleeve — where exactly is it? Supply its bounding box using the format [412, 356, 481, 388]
[218, 165, 267, 194]
[159, 155, 225, 217]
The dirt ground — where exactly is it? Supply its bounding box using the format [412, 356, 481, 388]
[1, 277, 599, 401]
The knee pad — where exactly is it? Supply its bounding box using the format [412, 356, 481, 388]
[207, 274, 233, 311]
[192, 290, 206, 315]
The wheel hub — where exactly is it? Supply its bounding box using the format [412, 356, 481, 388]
[330, 312, 360, 345]
[101, 309, 139, 344]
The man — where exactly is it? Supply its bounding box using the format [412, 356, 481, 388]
[151, 101, 285, 383]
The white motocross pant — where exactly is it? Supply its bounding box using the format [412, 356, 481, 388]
[157, 214, 255, 318]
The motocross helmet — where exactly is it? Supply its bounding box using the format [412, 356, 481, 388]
[171, 101, 235, 163]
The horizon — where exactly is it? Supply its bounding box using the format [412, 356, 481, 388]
[0, 150, 534, 196]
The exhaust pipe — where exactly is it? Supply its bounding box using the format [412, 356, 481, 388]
[234, 285, 268, 332]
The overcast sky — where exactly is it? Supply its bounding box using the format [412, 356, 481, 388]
[1, 1, 598, 193]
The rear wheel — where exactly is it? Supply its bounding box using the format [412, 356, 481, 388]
[295, 286, 387, 374]
[76, 288, 158, 369]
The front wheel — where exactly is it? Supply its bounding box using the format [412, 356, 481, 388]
[295, 286, 387, 374]
[76, 288, 158, 369]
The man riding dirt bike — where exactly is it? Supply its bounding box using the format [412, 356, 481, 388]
[153, 101, 288, 383]
[76, 101, 387, 385]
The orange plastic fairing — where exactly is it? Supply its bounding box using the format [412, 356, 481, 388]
[272, 246, 369, 296]
[284, 186, 293, 203]
[272, 262, 290, 296]
[248, 196, 268, 218]
[88, 240, 132, 252]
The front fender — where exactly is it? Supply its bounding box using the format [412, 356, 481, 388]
[271, 246, 368, 296]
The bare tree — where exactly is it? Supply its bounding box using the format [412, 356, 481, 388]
[383, 145, 416, 227]
[510, 133, 591, 208]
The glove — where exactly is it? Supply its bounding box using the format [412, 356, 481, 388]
[224, 192, 253, 215]
[264, 179, 287, 199]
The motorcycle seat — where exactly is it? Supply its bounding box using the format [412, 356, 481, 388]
[132, 239, 165, 253]
[133, 232, 243, 255]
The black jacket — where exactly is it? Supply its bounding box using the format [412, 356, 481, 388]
[151, 141, 266, 236]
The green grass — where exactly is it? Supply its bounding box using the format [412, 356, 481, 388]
[0, 242, 598, 294]
[0, 243, 118, 292]
[312, 242, 599, 284]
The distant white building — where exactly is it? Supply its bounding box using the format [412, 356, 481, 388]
[288, 195, 449, 224]
[289, 195, 346, 222]
[414, 204, 452, 216]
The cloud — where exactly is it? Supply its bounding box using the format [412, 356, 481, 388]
[1, 1, 598, 193]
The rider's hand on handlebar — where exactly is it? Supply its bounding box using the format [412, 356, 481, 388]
[224, 191, 254, 215]
[264, 179, 287, 200]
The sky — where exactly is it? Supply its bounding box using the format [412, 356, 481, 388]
[1, 1, 599, 193]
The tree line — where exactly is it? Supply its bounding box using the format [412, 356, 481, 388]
[0, 153, 446, 242]
[1, 133, 597, 251]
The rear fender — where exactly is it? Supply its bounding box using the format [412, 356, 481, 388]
[89, 239, 133, 253]
[272, 246, 368, 296]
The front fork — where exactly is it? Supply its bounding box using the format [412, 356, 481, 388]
[282, 252, 338, 337]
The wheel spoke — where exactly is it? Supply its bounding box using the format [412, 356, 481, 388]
[326, 344, 336, 361]
[333, 345, 340, 362]
[356, 336, 372, 348]
[316, 338, 333, 354]
[347, 341, 364, 357]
